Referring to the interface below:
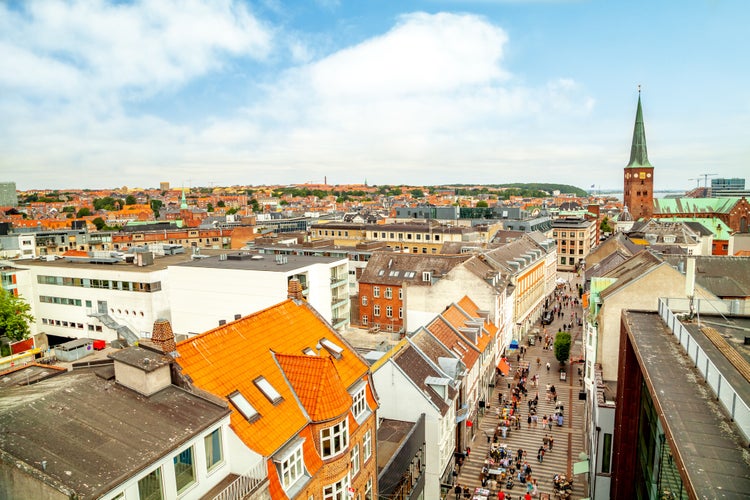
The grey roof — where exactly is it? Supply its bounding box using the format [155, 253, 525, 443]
[599, 251, 664, 300]
[173, 251, 342, 271]
[662, 255, 750, 298]
[622, 311, 750, 496]
[359, 251, 471, 285]
[391, 343, 455, 416]
[0, 368, 228, 499]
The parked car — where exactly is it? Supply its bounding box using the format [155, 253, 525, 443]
[541, 311, 553, 325]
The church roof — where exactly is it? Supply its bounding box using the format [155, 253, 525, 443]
[653, 197, 742, 215]
[625, 91, 654, 169]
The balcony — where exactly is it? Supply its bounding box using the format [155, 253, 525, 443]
[330, 276, 347, 288]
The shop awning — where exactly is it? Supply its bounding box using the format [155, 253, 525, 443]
[573, 460, 589, 474]
[497, 357, 511, 376]
[509, 340, 519, 349]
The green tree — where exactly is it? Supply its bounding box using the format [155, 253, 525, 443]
[476, 200, 489, 208]
[207, 203, 214, 212]
[409, 188, 424, 198]
[150, 199, 163, 218]
[250, 199, 261, 212]
[125, 195, 137, 205]
[0, 289, 34, 342]
[226, 207, 238, 215]
[92, 217, 106, 230]
[217, 200, 225, 207]
[600, 216, 612, 233]
[554, 332, 572, 365]
[76, 207, 92, 217]
[93, 197, 119, 211]
[62, 206, 76, 213]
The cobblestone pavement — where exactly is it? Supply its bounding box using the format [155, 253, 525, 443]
[453, 274, 589, 500]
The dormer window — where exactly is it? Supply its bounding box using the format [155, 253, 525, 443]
[351, 381, 368, 422]
[228, 391, 260, 422]
[320, 419, 349, 459]
[254, 377, 283, 405]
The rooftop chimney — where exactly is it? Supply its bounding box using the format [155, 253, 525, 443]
[288, 278, 304, 302]
[151, 319, 177, 353]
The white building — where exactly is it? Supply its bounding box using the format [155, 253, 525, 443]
[168, 252, 349, 335]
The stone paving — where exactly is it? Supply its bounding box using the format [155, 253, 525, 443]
[454, 276, 589, 500]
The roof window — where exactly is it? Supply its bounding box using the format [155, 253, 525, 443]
[255, 377, 283, 405]
[228, 391, 260, 422]
[319, 338, 344, 359]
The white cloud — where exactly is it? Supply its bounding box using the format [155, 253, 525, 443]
[2, 7, 603, 188]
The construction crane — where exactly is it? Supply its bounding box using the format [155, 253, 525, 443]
[699, 173, 717, 188]
[688, 177, 701, 188]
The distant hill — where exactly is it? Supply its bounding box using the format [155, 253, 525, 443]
[433, 183, 589, 198]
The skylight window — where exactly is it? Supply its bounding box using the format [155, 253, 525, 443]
[320, 338, 344, 359]
[228, 391, 259, 422]
[255, 377, 283, 405]
[303, 347, 317, 356]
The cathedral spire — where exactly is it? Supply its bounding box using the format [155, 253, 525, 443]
[626, 86, 653, 169]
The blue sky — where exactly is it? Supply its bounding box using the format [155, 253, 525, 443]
[2, 0, 748, 191]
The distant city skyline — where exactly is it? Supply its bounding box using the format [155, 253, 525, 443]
[2, 0, 749, 191]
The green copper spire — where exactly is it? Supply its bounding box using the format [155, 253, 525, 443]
[180, 188, 188, 209]
[626, 87, 653, 169]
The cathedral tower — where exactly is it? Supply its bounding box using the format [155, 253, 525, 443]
[623, 88, 654, 219]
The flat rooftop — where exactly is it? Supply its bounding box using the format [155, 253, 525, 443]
[172, 252, 343, 271]
[17, 250, 215, 272]
[624, 310, 750, 497]
[0, 368, 228, 499]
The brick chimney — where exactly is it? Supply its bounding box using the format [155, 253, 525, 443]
[288, 278, 304, 302]
[151, 318, 177, 353]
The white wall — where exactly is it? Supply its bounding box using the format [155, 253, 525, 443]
[23, 263, 170, 342]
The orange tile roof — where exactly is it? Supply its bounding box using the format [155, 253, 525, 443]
[175, 300, 368, 458]
[275, 354, 352, 421]
[457, 296, 480, 316]
[426, 316, 480, 368]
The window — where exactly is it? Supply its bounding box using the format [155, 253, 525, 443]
[386, 306, 393, 318]
[351, 444, 361, 477]
[320, 419, 348, 459]
[228, 391, 259, 422]
[362, 315, 368, 325]
[361, 296, 368, 306]
[323, 475, 350, 500]
[365, 477, 373, 500]
[373, 305, 380, 317]
[560, 257, 566, 265]
[138, 468, 163, 500]
[173, 447, 196, 494]
[384, 287, 392, 299]
[280, 443, 305, 489]
[398, 288, 403, 300]
[602, 433, 613, 473]
[255, 376, 283, 404]
[363, 430, 372, 461]
[373, 286, 380, 298]
[204, 429, 223, 471]
[399, 307, 403, 319]
[422, 272, 431, 282]
[352, 384, 367, 420]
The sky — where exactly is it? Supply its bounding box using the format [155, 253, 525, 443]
[1, 0, 749, 192]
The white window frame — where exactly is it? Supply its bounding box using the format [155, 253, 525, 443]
[363, 429, 372, 461]
[362, 315, 368, 326]
[386, 306, 392, 318]
[373, 286, 380, 298]
[373, 305, 380, 317]
[384, 287, 392, 299]
[320, 419, 349, 459]
[351, 444, 360, 477]
[352, 384, 367, 420]
[361, 296, 368, 306]
[398, 288, 403, 300]
[323, 474, 351, 500]
[280, 442, 306, 490]
[365, 477, 373, 500]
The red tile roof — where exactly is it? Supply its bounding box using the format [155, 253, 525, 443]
[175, 300, 368, 459]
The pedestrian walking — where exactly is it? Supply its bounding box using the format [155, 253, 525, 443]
[546, 362, 550, 372]
[454, 484, 462, 500]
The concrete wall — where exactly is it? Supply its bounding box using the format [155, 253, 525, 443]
[113, 361, 171, 396]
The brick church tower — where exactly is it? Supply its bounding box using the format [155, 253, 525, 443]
[623, 88, 654, 220]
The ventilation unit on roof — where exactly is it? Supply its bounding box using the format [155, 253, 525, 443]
[422, 271, 431, 282]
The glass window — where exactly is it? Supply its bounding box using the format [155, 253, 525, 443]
[323, 475, 350, 500]
[228, 391, 259, 421]
[362, 315, 368, 326]
[173, 447, 195, 494]
[386, 306, 392, 318]
[255, 376, 283, 404]
[602, 433, 612, 473]
[361, 296, 368, 306]
[138, 468, 163, 500]
[398, 289, 403, 300]
[373, 286, 380, 298]
[365, 477, 373, 500]
[373, 305, 380, 317]
[320, 419, 348, 459]
[351, 444, 360, 477]
[363, 430, 372, 461]
[205, 429, 223, 471]
[399, 307, 403, 319]
[280, 443, 305, 489]
[384, 287, 392, 299]
[352, 385, 367, 420]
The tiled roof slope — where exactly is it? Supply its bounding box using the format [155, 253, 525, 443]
[275, 353, 352, 421]
[359, 251, 471, 285]
[175, 300, 368, 458]
[392, 344, 455, 416]
[425, 316, 480, 368]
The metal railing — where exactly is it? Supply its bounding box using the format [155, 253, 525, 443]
[212, 460, 269, 500]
